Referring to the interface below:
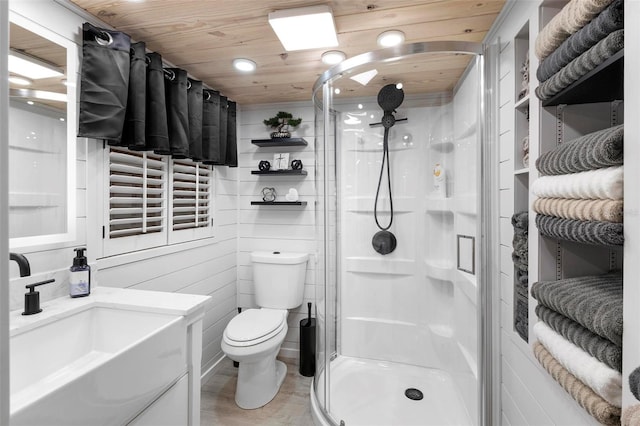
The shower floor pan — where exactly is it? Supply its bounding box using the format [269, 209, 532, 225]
[311, 356, 472, 426]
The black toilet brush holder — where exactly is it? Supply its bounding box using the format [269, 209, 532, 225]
[299, 302, 316, 377]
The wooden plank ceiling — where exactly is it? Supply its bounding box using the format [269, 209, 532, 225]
[71, 0, 505, 105]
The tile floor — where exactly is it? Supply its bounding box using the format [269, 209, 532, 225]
[201, 357, 315, 425]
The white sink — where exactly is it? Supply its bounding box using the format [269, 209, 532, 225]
[10, 305, 187, 425]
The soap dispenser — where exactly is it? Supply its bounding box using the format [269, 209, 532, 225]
[70, 247, 91, 298]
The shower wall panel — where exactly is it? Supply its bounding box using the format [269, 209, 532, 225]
[338, 101, 448, 370]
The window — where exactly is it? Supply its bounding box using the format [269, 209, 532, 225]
[103, 147, 214, 256]
[170, 160, 213, 244]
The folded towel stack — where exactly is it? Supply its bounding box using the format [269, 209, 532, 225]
[533, 342, 621, 425]
[534, 0, 622, 101]
[537, 0, 624, 82]
[512, 211, 529, 340]
[533, 125, 624, 246]
[532, 274, 623, 423]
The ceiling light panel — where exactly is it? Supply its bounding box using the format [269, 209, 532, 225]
[269, 5, 339, 51]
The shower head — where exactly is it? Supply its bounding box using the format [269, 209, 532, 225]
[377, 84, 404, 129]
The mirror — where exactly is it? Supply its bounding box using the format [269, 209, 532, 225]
[8, 13, 77, 249]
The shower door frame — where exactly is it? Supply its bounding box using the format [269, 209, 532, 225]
[312, 40, 497, 426]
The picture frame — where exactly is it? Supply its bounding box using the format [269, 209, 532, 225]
[273, 153, 290, 171]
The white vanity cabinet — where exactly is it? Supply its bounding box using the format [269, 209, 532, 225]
[128, 374, 189, 426]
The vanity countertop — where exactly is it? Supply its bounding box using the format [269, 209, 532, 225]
[10, 287, 211, 335]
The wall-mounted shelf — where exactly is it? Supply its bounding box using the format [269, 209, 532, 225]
[250, 201, 307, 206]
[251, 138, 308, 147]
[542, 50, 623, 107]
[251, 169, 307, 176]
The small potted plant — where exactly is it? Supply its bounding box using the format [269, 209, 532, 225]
[263, 111, 302, 138]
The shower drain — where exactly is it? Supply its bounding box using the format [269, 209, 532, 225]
[404, 388, 424, 401]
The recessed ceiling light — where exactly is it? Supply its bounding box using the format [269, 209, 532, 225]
[377, 30, 405, 47]
[9, 75, 33, 86]
[26, 101, 34, 105]
[8, 49, 64, 80]
[396, 83, 403, 90]
[233, 58, 257, 72]
[269, 5, 338, 51]
[321, 50, 346, 65]
[334, 88, 341, 94]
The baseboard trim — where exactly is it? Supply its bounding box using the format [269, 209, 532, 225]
[200, 353, 227, 384]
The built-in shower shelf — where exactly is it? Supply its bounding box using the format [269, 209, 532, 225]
[456, 270, 477, 306]
[456, 121, 477, 140]
[424, 260, 454, 281]
[251, 138, 308, 147]
[428, 324, 454, 339]
[425, 197, 453, 214]
[514, 167, 529, 175]
[457, 341, 478, 380]
[429, 141, 454, 153]
[346, 256, 416, 276]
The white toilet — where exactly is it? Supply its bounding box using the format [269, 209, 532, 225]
[221, 251, 308, 409]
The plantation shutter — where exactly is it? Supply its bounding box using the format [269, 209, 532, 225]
[169, 160, 213, 243]
[104, 147, 168, 255]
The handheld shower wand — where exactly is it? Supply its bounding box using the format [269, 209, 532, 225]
[372, 84, 404, 255]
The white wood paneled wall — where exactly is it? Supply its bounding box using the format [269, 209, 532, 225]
[237, 102, 317, 358]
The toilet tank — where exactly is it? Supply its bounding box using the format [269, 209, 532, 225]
[251, 251, 308, 309]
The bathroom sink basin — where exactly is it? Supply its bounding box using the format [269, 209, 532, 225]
[10, 305, 187, 425]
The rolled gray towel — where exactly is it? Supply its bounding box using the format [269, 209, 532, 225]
[518, 271, 529, 285]
[537, 0, 624, 82]
[536, 125, 623, 175]
[536, 29, 624, 101]
[514, 293, 528, 340]
[536, 304, 621, 371]
[512, 211, 529, 229]
[531, 273, 622, 346]
[630, 367, 640, 401]
[536, 215, 623, 246]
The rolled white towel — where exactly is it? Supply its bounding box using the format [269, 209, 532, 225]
[532, 166, 623, 200]
[534, 321, 622, 407]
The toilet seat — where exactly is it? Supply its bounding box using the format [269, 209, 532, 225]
[224, 309, 287, 347]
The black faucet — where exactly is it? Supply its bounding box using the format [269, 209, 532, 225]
[10, 252, 31, 277]
[23, 279, 55, 315]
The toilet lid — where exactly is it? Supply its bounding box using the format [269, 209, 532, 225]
[225, 309, 286, 346]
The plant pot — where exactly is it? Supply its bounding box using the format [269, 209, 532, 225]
[270, 131, 291, 139]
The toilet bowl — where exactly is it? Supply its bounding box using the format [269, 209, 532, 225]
[222, 308, 288, 409]
[220, 250, 308, 409]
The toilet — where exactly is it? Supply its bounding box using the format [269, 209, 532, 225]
[221, 251, 308, 409]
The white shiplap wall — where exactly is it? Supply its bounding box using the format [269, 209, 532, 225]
[7, 0, 238, 378]
[491, 1, 603, 424]
[237, 102, 317, 358]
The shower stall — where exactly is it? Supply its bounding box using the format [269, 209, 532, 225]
[311, 42, 491, 426]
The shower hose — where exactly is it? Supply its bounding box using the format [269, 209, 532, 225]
[374, 127, 393, 231]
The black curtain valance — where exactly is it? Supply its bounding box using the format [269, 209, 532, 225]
[77, 23, 237, 167]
